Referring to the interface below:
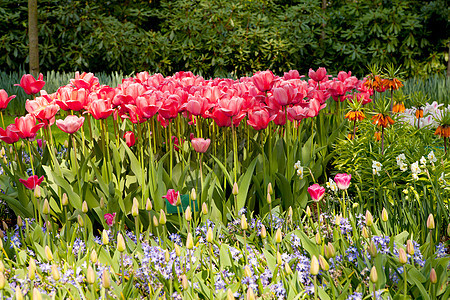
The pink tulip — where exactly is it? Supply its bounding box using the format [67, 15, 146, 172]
[0, 125, 19, 144]
[85, 99, 114, 120]
[19, 175, 44, 190]
[252, 70, 276, 92]
[9, 114, 45, 140]
[272, 83, 297, 107]
[307, 184, 325, 202]
[70, 72, 99, 90]
[191, 138, 211, 153]
[0, 90, 16, 110]
[104, 213, 116, 226]
[247, 109, 275, 130]
[15, 73, 46, 95]
[334, 173, 351, 190]
[217, 96, 244, 117]
[162, 189, 180, 206]
[308, 68, 328, 82]
[25, 94, 60, 123]
[56, 115, 85, 134]
[124, 131, 136, 147]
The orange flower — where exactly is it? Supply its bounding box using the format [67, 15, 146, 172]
[392, 102, 405, 113]
[372, 113, 395, 128]
[435, 125, 450, 138]
[374, 131, 382, 141]
[345, 111, 365, 121]
[363, 75, 384, 91]
[347, 133, 355, 140]
[382, 78, 403, 91]
[415, 109, 423, 119]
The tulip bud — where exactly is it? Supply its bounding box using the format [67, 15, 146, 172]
[0, 261, 3, 273]
[2, 157, 6, 165]
[352, 202, 359, 209]
[202, 202, 208, 215]
[365, 210, 373, 227]
[288, 206, 293, 218]
[260, 225, 267, 239]
[284, 262, 292, 274]
[447, 223, 450, 236]
[15, 287, 23, 300]
[227, 289, 235, 300]
[1, 221, 7, 231]
[99, 197, 105, 209]
[146, 198, 152, 211]
[381, 208, 388, 222]
[369, 266, 378, 283]
[276, 251, 282, 265]
[62, 193, 68, 206]
[90, 249, 98, 263]
[327, 242, 336, 258]
[165, 249, 170, 263]
[368, 240, 377, 258]
[102, 269, 111, 289]
[132, 197, 139, 217]
[266, 192, 272, 204]
[232, 182, 239, 195]
[275, 228, 282, 243]
[33, 287, 42, 300]
[0, 147, 5, 157]
[267, 182, 273, 195]
[47, 220, 52, 231]
[241, 215, 248, 230]
[0, 230, 3, 239]
[117, 233, 126, 252]
[398, 248, 407, 264]
[82, 201, 88, 213]
[86, 265, 95, 284]
[51, 264, 60, 281]
[185, 206, 192, 222]
[246, 287, 255, 300]
[335, 215, 341, 226]
[77, 214, 84, 227]
[45, 245, 53, 261]
[17, 216, 23, 227]
[315, 232, 321, 245]
[318, 255, 329, 271]
[29, 258, 36, 280]
[310, 255, 319, 275]
[102, 229, 109, 245]
[430, 268, 437, 284]
[186, 232, 194, 249]
[174, 244, 181, 257]
[406, 240, 414, 255]
[427, 214, 435, 229]
[244, 265, 252, 277]
[0, 272, 6, 290]
[362, 226, 369, 239]
[181, 274, 189, 290]
[64, 140, 69, 148]
[34, 185, 41, 198]
[159, 209, 166, 225]
[153, 215, 159, 227]
[206, 227, 213, 243]
[190, 188, 196, 201]
[42, 199, 50, 215]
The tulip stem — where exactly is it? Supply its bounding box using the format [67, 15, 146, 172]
[0, 111, 4, 129]
[313, 275, 318, 300]
[403, 265, 407, 299]
[209, 243, 214, 300]
[168, 121, 173, 180]
[27, 139, 35, 177]
[231, 120, 237, 183]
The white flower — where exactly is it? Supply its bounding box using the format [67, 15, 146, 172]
[294, 161, 302, 170]
[372, 160, 382, 170]
[396, 154, 406, 167]
[411, 161, 421, 174]
[296, 166, 304, 179]
[428, 151, 437, 163]
[326, 178, 338, 192]
[412, 173, 419, 180]
[400, 163, 408, 172]
[439, 172, 446, 185]
[420, 156, 426, 167]
[373, 168, 381, 176]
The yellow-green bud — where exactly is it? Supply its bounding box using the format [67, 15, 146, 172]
[362, 226, 369, 239]
[327, 242, 336, 258]
[202, 202, 208, 215]
[185, 206, 192, 222]
[165, 249, 170, 263]
[17, 216, 23, 227]
[1, 221, 7, 231]
[153, 215, 159, 227]
[381, 208, 388, 222]
[131, 197, 139, 217]
[146, 198, 152, 211]
[82, 201, 88, 213]
[370, 266, 378, 283]
[260, 225, 267, 239]
[315, 232, 321, 245]
[15, 287, 23, 300]
[181, 274, 189, 290]
[186, 232, 194, 249]
[102, 269, 111, 289]
[190, 188, 196, 202]
[51, 264, 60, 281]
[352, 202, 359, 209]
[284, 262, 292, 274]
[310, 255, 319, 275]
[29, 258, 36, 280]
[335, 215, 342, 226]
[33, 287, 42, 300]
[206, 227, 213, 243]
[0, 272, 5, 290]
[266, 192, 272, 204]
[77, 214, 84, 227]
[368, 240, 377, 258]
[406, 240, 414, 255]
[90, 249, 98, 263]
[117, 233, 126, 252]
[174, 244, 181, 257]
[267, 182, 273, 195]
[305, 206, 311, 217]
[246, 287, 255, 300]
[42, 199, 50, 215]
[319, 255, 329, 271]
[241, 215, 248, 230]
[244, 265, 252, 277]
[159, 209, 166, 225]
[365, 210, 373, 227]
[430, 268, 437, 284]
[61, 193, 68, 206]
[34, 185, 41, 198]
[86, 265, 95, 284]
[45, 245, 53, 261]
[227, 289, 235, 300]
[232, 182, 239, 195]
[276, 251, 282, 265]
[0, 261, 4, 273]
[275, 228, 282, 243]
[398, 248, 407, 264]
[99, 197, 105, 209]
[102, 229, 109, 245]
[427, 214, 435, 230]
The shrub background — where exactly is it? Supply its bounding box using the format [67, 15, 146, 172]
[0, 0, 448, 78]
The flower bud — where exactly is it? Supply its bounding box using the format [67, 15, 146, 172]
[0, 272, 4, 290]
[77, 214, 84, 227]
[64, 140, 69, 148]
[33, 287, 42, 300]
[398, 248, 407, 264]
[159, 209, 166, 225]
[190, 188, 196, 201]
[430, 268, 437, 284]
[362, 226, 369, 239]
[260, 225, 267, 239]
[335, 215, 342, 226]
[327, 242, 336, 258]
[267, 182, 273, 195]
[102, 269, 110, 289]
[368, 240, 377, 258]
[42, 199, 50, 215]
[284, 262, 292, 274]
[227, 289, 235, 300]
[288, 206, 293, 217]
[0, 261, 3, 273]
[381, 208, 388, 222]
[244, 265, 252, 277]
[246, 287, 255, 300]
[173, 244, 181, 257]
[2, 221, 7, 231]
[181, 274, 189, 290]
[51, 264, 60, 281]
[232, 182, 239, 195]
[82, 201, 88, 213]
[45, 245, 53, 261]
[202, 202, 208, 215]
[315, 232, 321, 245]
[319, 255, 329, 271]
[90, 249, 98, 263]
[153, 215, 159, 227]
[370, 266, 378, 283]
[427, 214, 435, 229]
[17, 216, 23, 227]
[2, 157, 6, 165]
[0, 230, 4, 239]
[146, 198, 152, 211]
[275, 228, 282, 243]
[102, 229, 109, 245]
[241, 215, 248, 230]
[447, 223, 450, 236]
[352, 202, 359, 209]
[29, 258, 36, 280]
[165, 249, 170, 263]
[406, 240, 414, 255]
[47, 220, 52, 231]
[365, 210, 373, 227]
[131, 197, 139, 217]
[62, 193, 68, 206]
[86, 265, 95, 284]
[276, 251, 282, 265]
[117, 233, 126, 252]
[206, 227, 213, 243]
[34, 185, 41, 198]
[15, 287, 23, 300]
[186, 232, 194, 249]
[185, 206, 192, 222]
[305, 206, 311, 217]
[266, 192, 272, 204]
[310, 255, 319, 275]
[99, 197, 105, 209]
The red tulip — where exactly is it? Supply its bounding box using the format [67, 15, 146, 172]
[191, 138, 211, 153]
[15, 73, 45, 95]
[334, 173, 351, 190]
[307, 184, 325, 202]
[308, 68, 328, 82]
[208, 108, 232, 127]
[337, 71, 352, 82]
[247, 109, 275, 130]
[252, 70, 276, 92]
[0, 90, 16, 110]
[56, 86, 90, 111]
[287, 105, 310, 121]
[328, 81, 347, 102]
[56, 115, 85, 134]
[19, 175, 44, 190]
[158, 95, 181, 119]
[162, 189, 180, 206]
[283, 70, 301, 80]
[0, 124, 19, 144]
[9, 114, 45, 140]
[25, 95, 60, 123]
[217, 96, 243, 117]
[307, 98, 327, 118]
[70, 72, 99, 90]
[185, 94, 214, 117]
[104, 213, 116, 226]
[135, 94, 161, 119]
[124, 131, 136, 147]
[272, 83, 297, 107]
[85, 99, 114, 120]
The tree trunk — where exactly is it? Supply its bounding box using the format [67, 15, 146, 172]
[28, 0, 39, 77]
[320, 0, 327, 47]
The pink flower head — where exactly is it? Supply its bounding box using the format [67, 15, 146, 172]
[124, 131, 136, 147]
[162, 189, 180, 206]
[0, 89, 16, 110]
[15, 73, 46, 95]
[104, 213, 116, 226]
[308, 68, 327, 82]
[307, 184, 325, 202]
[191, 137, 211, 153]
[19, 175, 44, 190]
[9, 114, 45, 140]
[252, 70, 276, 92]
[334, 173, 351, 190]
[56, 115, 85, 134]
[0, 125, 19, 144]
